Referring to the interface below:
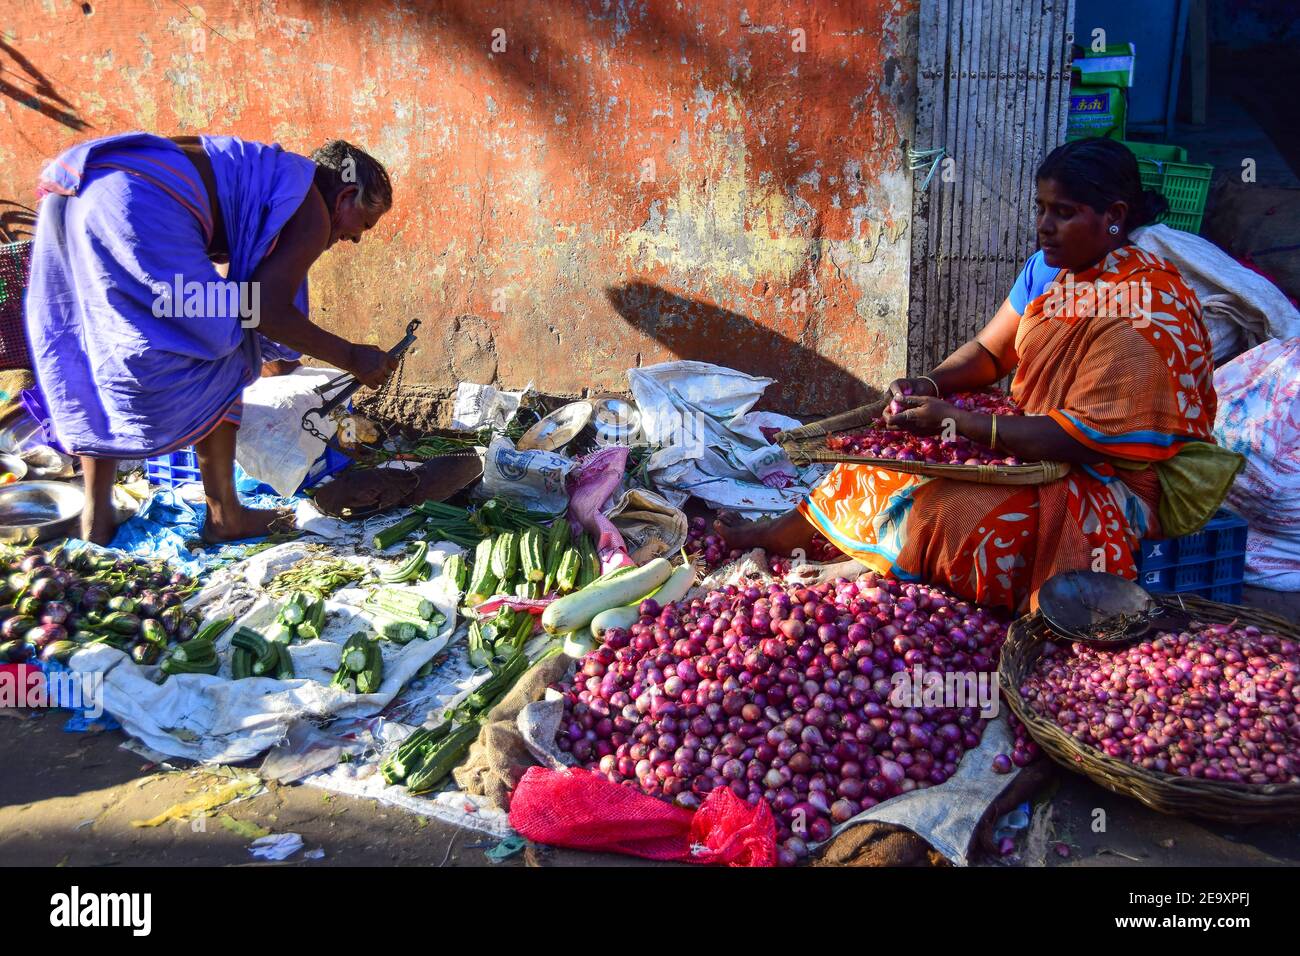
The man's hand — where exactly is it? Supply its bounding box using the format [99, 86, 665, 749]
[883, 394, 961, 434]
[347, 344, 400, 389]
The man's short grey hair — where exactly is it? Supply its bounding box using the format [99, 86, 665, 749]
[311, 140, 392, 213]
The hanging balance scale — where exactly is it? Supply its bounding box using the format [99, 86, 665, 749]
[300, 319, 483, 519]
[301, 318, 421, 449]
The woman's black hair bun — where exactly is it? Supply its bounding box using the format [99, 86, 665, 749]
[1131, 188, 1170, 230]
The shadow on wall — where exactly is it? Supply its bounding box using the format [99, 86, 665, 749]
[605, 281, 879, 416]
[0, 39, 90, 133]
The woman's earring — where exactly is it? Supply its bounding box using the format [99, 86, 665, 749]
[1108, 224, 1120, 235]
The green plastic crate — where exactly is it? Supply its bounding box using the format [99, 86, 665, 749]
[1121, 140, 1212, 234]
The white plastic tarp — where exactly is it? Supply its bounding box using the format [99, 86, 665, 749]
[69, 546, 463, 763]
[1132, 224, 1300, 362]
[627, 361, 816, 515]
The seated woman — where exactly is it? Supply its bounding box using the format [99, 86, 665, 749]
[25, 134, 400, 544]
[721, 137, 1232, 611]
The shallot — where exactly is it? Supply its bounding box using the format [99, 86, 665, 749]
[554, 571, 1010, 865]
[829, 389, 1024, 466]
[1019, 622, 1300, 785]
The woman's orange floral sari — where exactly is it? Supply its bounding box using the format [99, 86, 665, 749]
[799, 245, 1217, 610]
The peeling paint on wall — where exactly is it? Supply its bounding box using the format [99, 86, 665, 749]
[1, 0, 917, 419]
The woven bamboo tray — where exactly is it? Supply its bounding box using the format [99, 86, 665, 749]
[776, 400, 1070, 486]
[999, 596, 1300, 823]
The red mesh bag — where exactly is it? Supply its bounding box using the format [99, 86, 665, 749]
[508, 766, 777, 867]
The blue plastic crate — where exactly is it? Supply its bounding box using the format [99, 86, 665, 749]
[1211, 515, 1248, 557]
[147, 443, 349, 493]
[1173, 558, 1213, 591]
[1137, 536, 1178, 569]
[145, 448, 202, 487]
[1212, 554, 1246, 584]
[1135, 508, 1247, 604]
[1139, 566, 1175, 591]
[1209, 582, 1244, 604]
[1178, 527, 1211, 562]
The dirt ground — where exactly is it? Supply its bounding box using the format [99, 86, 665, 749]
[3, 708, 1298, 869]
[2, 585, 1295, 870]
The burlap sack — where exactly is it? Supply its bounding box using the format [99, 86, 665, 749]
[452, 652, 574, 810]
[607, 488, 688, 563]
[812, 755, 1053, 866]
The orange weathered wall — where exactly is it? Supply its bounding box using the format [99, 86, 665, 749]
[1, 0, 917, 420]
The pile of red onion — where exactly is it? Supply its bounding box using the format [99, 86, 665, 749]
[685, 517, 743, 570]
[554, 572, 1009, 865]
[686, 518, 842, 573]
[1019, 622, 1300, 784]
[828, 389, 1024, 466]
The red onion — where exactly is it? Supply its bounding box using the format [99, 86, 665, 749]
[554, 570, 1010, 864]
[829, 389, 1023, 466]
[1019, 620, 1300, 785]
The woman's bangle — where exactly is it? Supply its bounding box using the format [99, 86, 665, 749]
[990, 414, 998, 449]
[919, 375, 941, 397]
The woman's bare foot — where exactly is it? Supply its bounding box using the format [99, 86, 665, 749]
[714, 509, 816, 554]
[201, 503, 289, 544]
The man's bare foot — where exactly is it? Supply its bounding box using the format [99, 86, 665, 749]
[80, 509, 118, 546]
[201, 503, 290, 544]
[714, 509, 816, 554]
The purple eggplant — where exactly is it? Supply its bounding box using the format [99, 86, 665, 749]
[40, 601, 71, 626]
[80, 586, 109, 610]
[176, 614, 200, 641]
[140, 618, 168, 646]
[2, 615, 36, 640]
[18, 552, 47, 574]
[0, 639, 32, 663]
[130, 642, 161, 666]
[161, 590, 183, 609]
[30, 577, 64, 602]
[107, 595, 139, 614]
[40, 640, 77, 664]
[27, 623, 67, 651]
[64, 584, 85, 607]
[160, 605, 185, 636]
[102, 612, 142, 635]
[136, 591, 163, 618]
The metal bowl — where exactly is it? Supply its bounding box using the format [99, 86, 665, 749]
[591, 397, 642, 446]
[0, 480, 84, 543]
[516, 401, 592, 452]
[0, 454, 27, 482]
